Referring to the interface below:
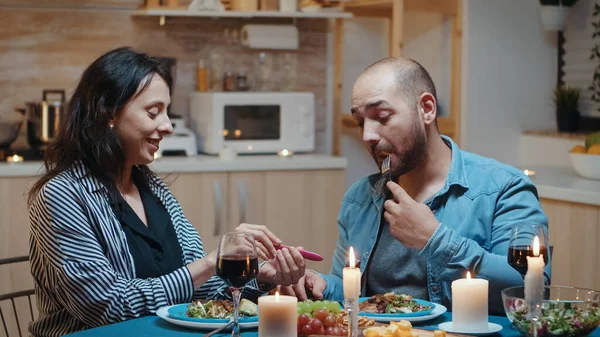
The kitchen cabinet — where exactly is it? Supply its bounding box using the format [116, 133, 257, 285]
[0, 177, 36, 296]
[168, 169, 345, 273]
[541, 198, 600, 291]
[0, 167, 344, 296]
[164, 172, 229, 255]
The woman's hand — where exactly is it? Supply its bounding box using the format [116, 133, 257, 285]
[233, 223, 281, 260]
[257, 246, 306, 286]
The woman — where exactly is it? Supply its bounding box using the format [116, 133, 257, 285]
[27, 47, 306, 337]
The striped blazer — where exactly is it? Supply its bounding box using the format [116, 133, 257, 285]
[28, 162, 264, 337]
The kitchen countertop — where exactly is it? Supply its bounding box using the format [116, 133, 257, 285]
[0, 154, 348, 177]
[525, 165, 600, 206]
[2, 156, 598, 206]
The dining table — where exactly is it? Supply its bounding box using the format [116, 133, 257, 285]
[63, 311, 600, 337]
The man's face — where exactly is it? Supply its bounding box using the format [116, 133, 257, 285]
[350, 69, 427, 181]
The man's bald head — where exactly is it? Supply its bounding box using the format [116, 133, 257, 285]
[357, 57, 437, 111]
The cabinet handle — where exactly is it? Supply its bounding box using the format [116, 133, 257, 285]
[238, 181, 247, 224]
[213, 180, 222, 237]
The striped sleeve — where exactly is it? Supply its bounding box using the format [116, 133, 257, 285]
[155, 180, 269, 301]
[29, 178, 195, 328]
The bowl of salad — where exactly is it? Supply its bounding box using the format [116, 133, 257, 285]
[502, 286, 600, 337]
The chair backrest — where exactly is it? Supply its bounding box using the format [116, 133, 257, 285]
[0, 256, 35, 337]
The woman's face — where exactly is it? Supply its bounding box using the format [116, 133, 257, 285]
[114, 74, 173, 167]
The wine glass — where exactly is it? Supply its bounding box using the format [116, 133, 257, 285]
[216, 232, 259, 336]
[507, 224, 551, 276]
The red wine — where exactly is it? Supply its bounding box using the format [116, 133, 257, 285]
[508, 245, 549, 275]
[216, 255, 258, 288]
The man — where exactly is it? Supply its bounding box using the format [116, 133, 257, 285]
[282, 57, 551, 313]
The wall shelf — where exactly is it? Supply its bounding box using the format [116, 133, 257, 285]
[132, 8, 353, 19]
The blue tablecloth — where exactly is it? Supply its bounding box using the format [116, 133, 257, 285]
[63, 312, 600, 337]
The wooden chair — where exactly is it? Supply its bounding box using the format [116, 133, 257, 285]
[0, 256, 35, 337]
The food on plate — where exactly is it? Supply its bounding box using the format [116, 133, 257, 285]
[297, 299, 375, 336]
[570, 145, 587, 154]
[570, 132, 600, 155]
[363, 320, 441, 337]
[585, 131, 600, 150]
[359, 293, 433, 314]
[186, 298, 257, 319]
[588, 144, 600, 155]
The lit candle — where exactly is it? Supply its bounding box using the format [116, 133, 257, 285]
[258, 292, 297, 337]
[525, 236, 545, 317]
[451, 271, 489, 332]
[343, 247, 361, 337]
[6, 155, 23, 163]
[343, 247, 361, 300]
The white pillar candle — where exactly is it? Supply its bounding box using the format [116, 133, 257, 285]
[343, 247, 361, 300]
[451, 271, 489, 332]
[525, 236, 545, 317]
[258, 292, 297, 337]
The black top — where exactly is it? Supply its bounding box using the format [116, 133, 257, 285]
[110, 169, 184, 279]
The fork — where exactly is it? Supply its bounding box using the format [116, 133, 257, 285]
[204, 317, 234, 337]
[381, 154, 391, 182]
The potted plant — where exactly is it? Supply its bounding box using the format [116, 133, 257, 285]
[554, 85, 581, 132]
[539, 0, 578, 31]
[589, 2, 600, 110]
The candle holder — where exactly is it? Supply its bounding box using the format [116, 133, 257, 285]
[527, 302, 542, 337]
[344, 299, 359, 337]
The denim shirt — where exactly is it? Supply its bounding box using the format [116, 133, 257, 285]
[320, 136, 551, 313]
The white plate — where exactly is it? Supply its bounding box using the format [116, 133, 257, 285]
[359, 303, 447, 323]
[156, 305, 259, 330]
[438, 322, 503, 336]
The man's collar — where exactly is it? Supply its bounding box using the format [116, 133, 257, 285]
[441, 135, 469, 190]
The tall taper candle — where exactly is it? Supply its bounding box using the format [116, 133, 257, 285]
[525, 236, 545, 319]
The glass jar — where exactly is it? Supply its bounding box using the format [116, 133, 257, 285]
[223, 72, 236, 92]
[236, 71, 249, 91]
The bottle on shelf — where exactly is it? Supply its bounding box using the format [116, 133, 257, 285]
[196, 59, 208, 92]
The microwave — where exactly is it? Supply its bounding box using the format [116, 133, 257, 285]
[189, 92, 315, 155]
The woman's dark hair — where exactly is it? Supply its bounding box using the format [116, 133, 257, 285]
[28, 46, 172, 206]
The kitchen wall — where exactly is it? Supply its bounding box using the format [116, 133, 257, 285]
[340, 0, 559, 190]
[462, 0, 557, 167]
[339, 12, 453, 189]
[0, 3, 330, 152]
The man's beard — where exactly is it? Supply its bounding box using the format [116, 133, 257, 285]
[371, 117, 427, 197]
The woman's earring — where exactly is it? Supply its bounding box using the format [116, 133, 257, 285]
[109, 123, 114, 130]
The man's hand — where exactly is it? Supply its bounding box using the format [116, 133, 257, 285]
[278, 270, 327, 301]
[384, 181, 440, 250]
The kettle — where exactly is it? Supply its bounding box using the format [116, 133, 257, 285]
[22, 89, 66, 151]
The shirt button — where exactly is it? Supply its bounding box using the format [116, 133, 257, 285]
[432, 285, 439, 292]
[154, 251, 164, 262]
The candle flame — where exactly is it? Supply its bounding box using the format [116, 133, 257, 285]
[533, 236, 540, 257]
[275, 291, 279, 302]
[466, 271, 471, 281]
[349, 247, 356, 269]
[12, 155, 18, 161]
